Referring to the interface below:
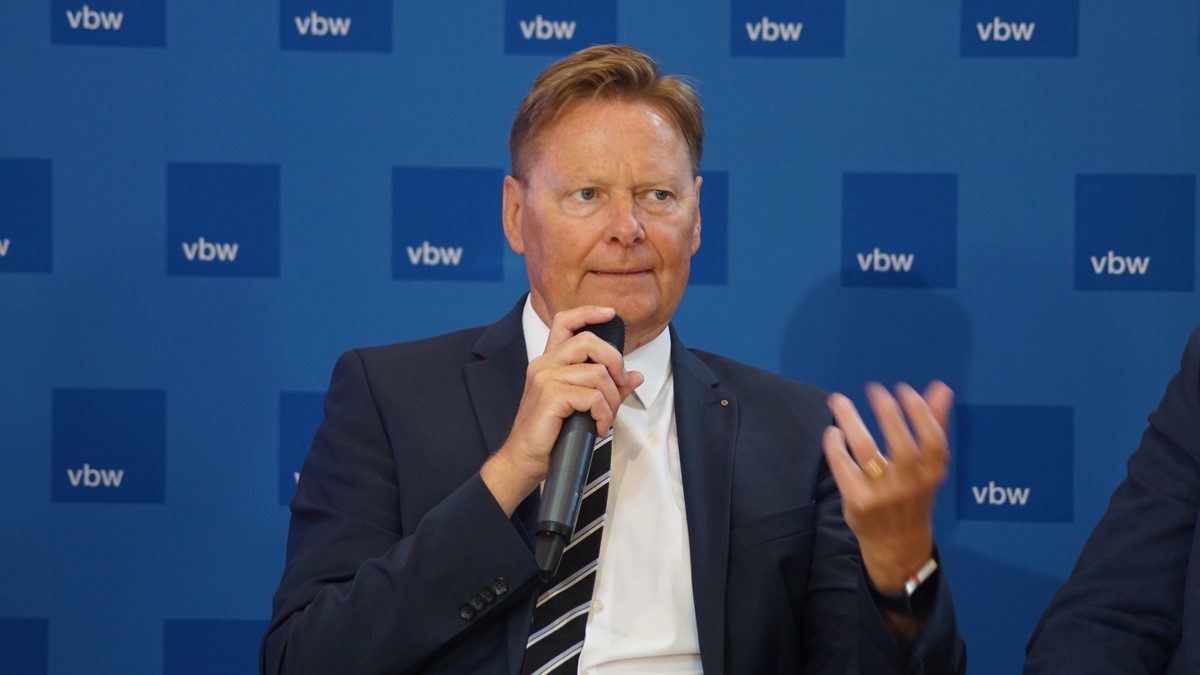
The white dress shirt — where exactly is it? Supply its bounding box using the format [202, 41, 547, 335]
[522, 299, 703, 674]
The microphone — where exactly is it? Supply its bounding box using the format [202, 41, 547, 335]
[533, 315, 625, 580]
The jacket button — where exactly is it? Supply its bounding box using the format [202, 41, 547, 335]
[469, 593, 486, 611]
[492, 578, 509, 595]
[459, 604, 475, 621]
[480, 587, 496, 603]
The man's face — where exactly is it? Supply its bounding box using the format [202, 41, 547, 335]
[503, 100, 702, 352]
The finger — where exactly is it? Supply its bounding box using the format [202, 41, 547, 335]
[902, 381, 950, 466]
[620, 370, 646, 402]
[572, 331, 635, 390]
[539, 378, 619, 436]
[822, 425, 866, 499]
[544, 305, 618, 352]
[923, 380, 954, 431]
[897, 383, 949, 467]
[536, 331, 631, 393]
[827, 392, 882, 466]
[865, 382, 920, 470]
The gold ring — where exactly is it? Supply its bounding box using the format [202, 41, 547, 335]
[863, 455, 888, 480]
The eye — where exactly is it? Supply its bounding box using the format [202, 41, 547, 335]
[574, 188, 597, 201]
[650, 189, 672, 201]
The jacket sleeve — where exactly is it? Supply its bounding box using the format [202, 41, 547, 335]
[260, 349, 539, 674]
[805, 459, 967, 675]
[1024, 326, 1200, 674]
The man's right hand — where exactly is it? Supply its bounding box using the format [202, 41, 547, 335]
[480, 305, 644, 516]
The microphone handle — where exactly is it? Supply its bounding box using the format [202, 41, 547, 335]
[534, 411, 599, 578]
[532, 315, 624, 579]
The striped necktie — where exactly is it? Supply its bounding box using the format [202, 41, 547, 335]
[521, 432, 613, 675]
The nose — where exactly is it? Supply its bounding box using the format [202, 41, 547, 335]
[606, 194, 645, 246]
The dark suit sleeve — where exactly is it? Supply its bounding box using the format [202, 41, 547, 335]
[1024, 327, 1200, 674]
[806, 461, 966, 675]
[260, 349, 538, 674]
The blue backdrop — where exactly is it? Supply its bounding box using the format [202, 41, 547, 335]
[2, 1, 1198, 673]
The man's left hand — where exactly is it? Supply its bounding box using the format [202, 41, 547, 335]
[822, 381, 953, 595]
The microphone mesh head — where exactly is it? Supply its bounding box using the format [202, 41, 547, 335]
[581, 315, 625, 353]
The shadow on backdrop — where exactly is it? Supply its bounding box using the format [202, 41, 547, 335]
[782, 271, 1062, 674]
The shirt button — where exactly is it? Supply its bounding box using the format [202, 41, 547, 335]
[591, 600, 604, 613]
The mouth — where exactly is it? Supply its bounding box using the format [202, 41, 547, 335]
[591, 268, 651, 276]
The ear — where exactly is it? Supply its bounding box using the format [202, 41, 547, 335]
[502, 175, 525, 254]
[690, 175, 703, 255]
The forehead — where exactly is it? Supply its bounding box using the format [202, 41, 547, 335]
[527, 100, 690, 177]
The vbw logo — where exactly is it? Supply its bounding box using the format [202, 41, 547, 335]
[975, 17, 1035, 43]
[167, 163, 280, 278]
[0, 158, 53, 274]
[181, 237, 239, 263]
[280, 0, 391, 52]
[406, 241, 463, 267]
[65, 4, 124, 30]
[1075, 175, 1195, 291]
[392, 167, 504, 281]
[841, 173, 957, 289]
[856, 248, 915, 274]
[731, 0, 843, 57]
[51, 0, 165, 47]
[505, 1, 616, 55]
[744, 16, 804, 42]
[294, 11, 351, 37]
[66, 463, 124, 488]
[1089, 251, 1150, 276]
[518, 15, 577, 41]
[970, 481, 1030, 506]
[956, 405, 1072, 522]
[52, 388, 166, 504]
[279, 392, 324, 505]
[961, 0, 1078, 57]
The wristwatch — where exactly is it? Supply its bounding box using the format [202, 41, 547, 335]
[867, 557, 939, 617]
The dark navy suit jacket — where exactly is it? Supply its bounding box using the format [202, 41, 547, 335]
[262, 300, 966, 674]
[1026, 325, 1200, 674]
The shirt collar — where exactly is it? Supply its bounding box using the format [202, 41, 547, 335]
[521, 296, 672, 409]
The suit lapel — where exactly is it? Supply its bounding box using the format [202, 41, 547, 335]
[670, 327, 737, 675]
[463, 308, 527, 457]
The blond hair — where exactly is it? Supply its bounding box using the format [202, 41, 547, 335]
[509, 44, 704, 179]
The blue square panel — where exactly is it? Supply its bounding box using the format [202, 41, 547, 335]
[956, 405, 1073, 522]
[731, 0, 844, 57]
[691, 170, 728, 286]
[164, 620, 267, 675]
[167, 163, 281, 278]
[0, 159, 52, 274]
[392, 167, 505, 282]
[52, 389, 166, 504]
[505, 0, 617, 55]
[961, 0, 1079, 57]
[841, 173, 957, 289]
[0, 619, 48, 675]
[1075, 174, 1195, 292]
[279, 391, 324, 505]
[280, 0, 392, 52]
[50, 0, 165, 47]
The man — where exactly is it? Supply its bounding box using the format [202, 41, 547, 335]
[1025, 325, 1200, 674]
[262, 44, 965, 674]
